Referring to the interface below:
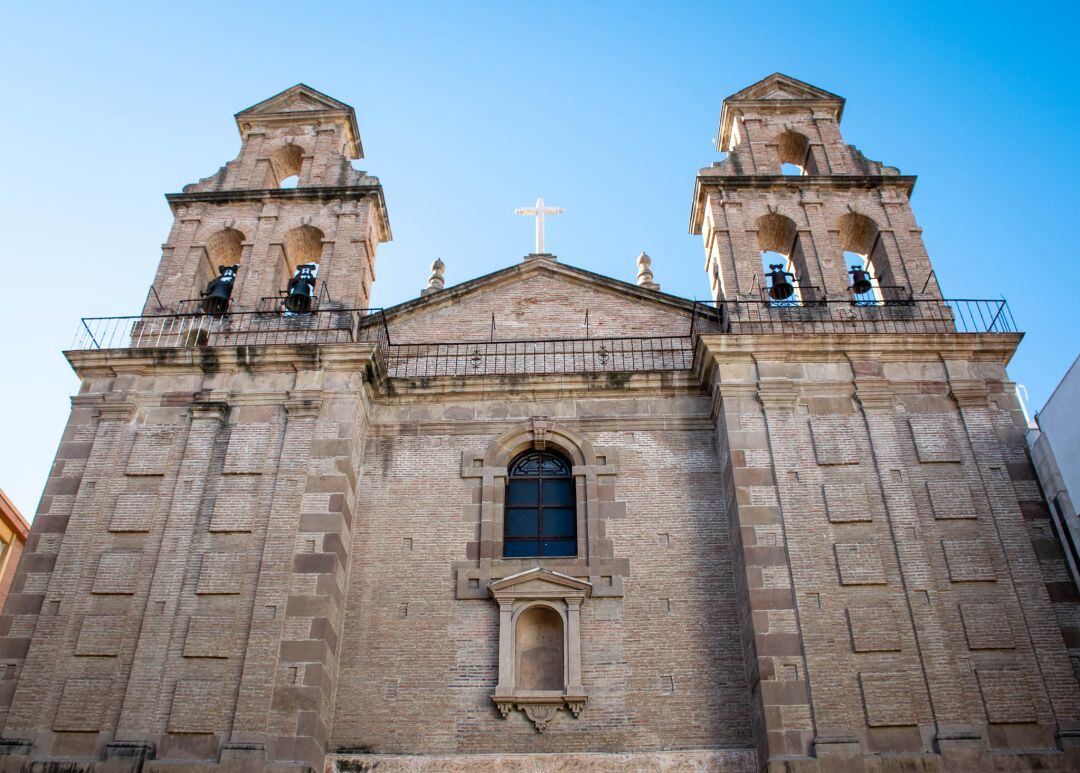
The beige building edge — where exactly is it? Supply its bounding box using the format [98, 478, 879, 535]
[0, 77, 1077, 773]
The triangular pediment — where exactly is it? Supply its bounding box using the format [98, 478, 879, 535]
[716, 73, 845, 151]
[490, 568, 592, 596]
[236, 84, 354, 116]
[724, 73, 843, 104]
[381, 258, 719, 344]
[234, 84, 363, 158]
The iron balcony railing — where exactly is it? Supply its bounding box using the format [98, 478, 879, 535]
[70, 297, 1016, 378]
[704, 297, 1016, 335]
[385, 336, 695, 378]
[73, 308, 390, 352]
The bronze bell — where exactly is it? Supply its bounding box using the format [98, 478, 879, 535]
[284, 263, 318, 313]
[849, 265, 873, 295]
[201, 264, 238, 315]
[766, 263, 795, 301]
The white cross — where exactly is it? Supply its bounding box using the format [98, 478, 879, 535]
[514, 197, 564, 254]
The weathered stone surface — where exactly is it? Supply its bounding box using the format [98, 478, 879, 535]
[0, 75, 1076, 773]
[327, 750, 758, 772]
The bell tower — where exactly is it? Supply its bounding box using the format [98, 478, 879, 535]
[147, 84, 391, 316]
[690, 73, 940, 307]
[688, 74, 1080, 772]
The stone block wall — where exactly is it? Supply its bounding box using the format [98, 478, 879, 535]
[0, 347, 376, 772]
[332, 382, 754, 755]
[704, 332, 1080, 771]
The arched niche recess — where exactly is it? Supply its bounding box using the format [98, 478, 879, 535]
[490, 568, 590, 732]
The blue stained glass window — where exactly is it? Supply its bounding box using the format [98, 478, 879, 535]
[503, 450, 577, 558]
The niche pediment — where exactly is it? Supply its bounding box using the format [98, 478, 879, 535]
[490, 568, 591, 600]
[490, 568, 590, 732]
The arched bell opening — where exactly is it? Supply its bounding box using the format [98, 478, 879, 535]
[270, 143, 304, 188]
[777, 130, 811, 176]
[278, 224, 324, 313]
[755, 213, 809, 304]
[837, 212, 903, 303]
[198, 228, 245, 314]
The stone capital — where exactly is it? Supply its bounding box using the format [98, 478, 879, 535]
[949, 380, 990, 408]
[95, 398, 137, 422]
[756, 380, 799, 412]
[284, 396, 322, 417]
[190, 389, 229, 420]
[855, 379, 896, 410]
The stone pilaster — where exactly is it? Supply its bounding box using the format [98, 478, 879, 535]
[112, 393, 227, 752]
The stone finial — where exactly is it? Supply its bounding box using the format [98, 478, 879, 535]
[636, 251, 659, 291]
[421, 258, 445, 296]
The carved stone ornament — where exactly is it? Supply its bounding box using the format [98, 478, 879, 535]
[489, 568, 590, 732]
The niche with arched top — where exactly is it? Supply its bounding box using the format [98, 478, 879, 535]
[515, 605, 565, 691]
[490, 568, 589, 732]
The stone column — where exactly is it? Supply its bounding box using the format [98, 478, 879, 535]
[234, 203, 279, 310]
[228, 370, 357, 772]
[710, 366, 815, 765]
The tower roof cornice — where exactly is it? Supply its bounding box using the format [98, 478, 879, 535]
[688, 174, 917, 235]
[717, 73, 845, 151]
[234, 83, 365, 159]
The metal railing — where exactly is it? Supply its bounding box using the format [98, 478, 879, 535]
[73, 308, 389, 352]
[70, 297, 1017, 379]
[385, 336, 695, 378]
[703, 297, 1015, 336]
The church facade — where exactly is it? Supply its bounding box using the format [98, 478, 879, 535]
[0, 75, 1078, 772]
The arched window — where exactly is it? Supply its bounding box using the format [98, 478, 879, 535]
[504, 450, 576, 558]
[278, 224, 325, 300]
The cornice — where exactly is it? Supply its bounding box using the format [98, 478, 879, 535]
[65, 343, 380, 378]
[166, 185, 391, 242]
[689, 174, 917, 234]
[697, 333, 1022, 366]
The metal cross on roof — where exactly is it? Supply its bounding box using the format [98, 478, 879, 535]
[514, 197, 564, 255]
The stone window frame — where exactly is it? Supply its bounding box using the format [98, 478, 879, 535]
[456, 418, 625, 599]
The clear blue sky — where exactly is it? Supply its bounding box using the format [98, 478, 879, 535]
[2, 1, 1077, 518]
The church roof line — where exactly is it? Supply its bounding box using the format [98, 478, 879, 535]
[377, 256, 715, 326]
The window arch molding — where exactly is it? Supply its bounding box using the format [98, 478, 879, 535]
[457, 419, 624, 599]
